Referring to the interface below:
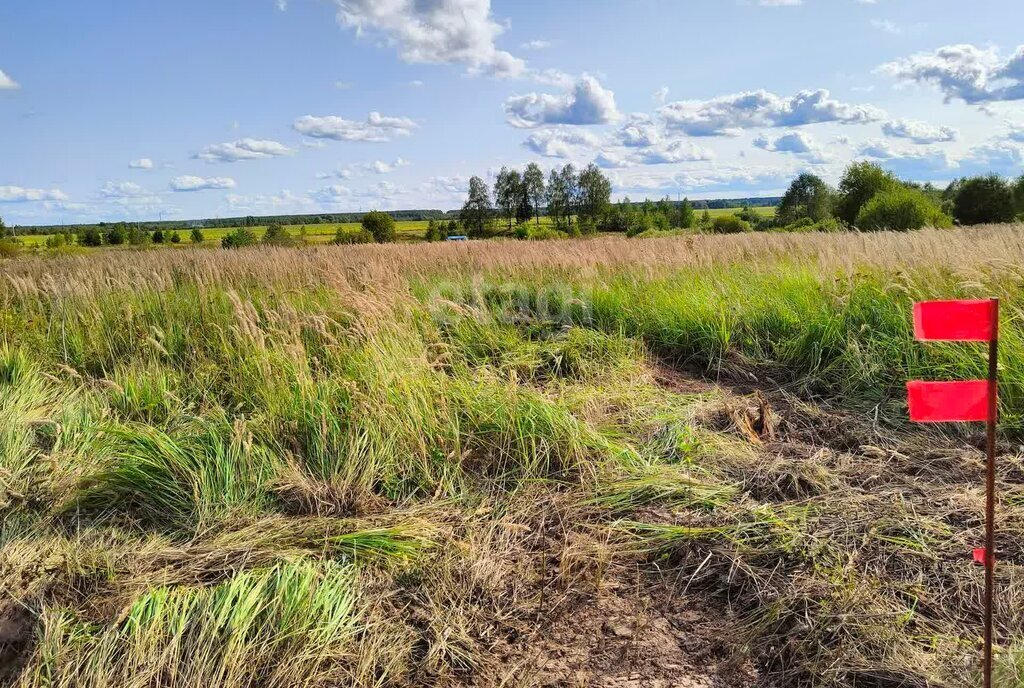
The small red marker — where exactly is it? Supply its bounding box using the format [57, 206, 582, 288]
[973, 548, 987, 565]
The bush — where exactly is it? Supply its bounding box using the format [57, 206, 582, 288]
[0, 238, 20, 258]
[106, 226, 126, 245]
[221, 227, 258, 249]
[80, 228, 103, 247]
[361, 211, 396, 243]
[190, 228, 205, 244]
[262, 223, 296, 247]
[951, 175, 1016, 225]
[332, 228, 374, 245]
[777, 173, 834, 225]
[709, 215, 751, 234]
[152, 229, 164, 244]
[855, 186, 950, 231]
[169, 231, 181, 244]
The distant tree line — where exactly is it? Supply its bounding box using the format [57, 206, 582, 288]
[457, 162, 614, 239]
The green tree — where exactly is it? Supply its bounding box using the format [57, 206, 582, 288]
[152, 229, 164, 244]
[190, 228, 205, 244]
[545, 168, 568, 228]
[106, 224, 126, 245]
[221, 227, 258, 248]
[1013, 175, 1024, 217]
[494, 167, 523, 231]
[577, 164, 612, 223]
[361, 210, 396, 243]
[0, 215, 6, 239]
[170, 230, 181, 244]
[460, 176, 493, 238]
[425, 219, 439, 242]
[262, 222, 295, 246]
[80, 227, 103, 247]
[523, 162, 545, 226]
[560, 164, 578, 227]
[835, 161, 900, 226]
[952, 175, 1016, 225]
[855, 186, 950, 231]
[777, 173, 834, 225]
[126, 225, 150, 246]
[677, 198, 695, 229]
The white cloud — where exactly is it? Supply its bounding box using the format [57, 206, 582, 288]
[522, 128, 601, 158]
[505, 75, 620, 128]
[311, 185, 353, 203]
[634, 140, 716, 165]
[1007, 122, 1024, 142]
[408, 79, 424, 88]
[879, 44, 1024, 104]
[881, 118, 958, 143]
[658, 89, 884, 136]
[169, 176, 236, 192]
[293, 112, 418, 142]
[276, 0, 287, 10]
[331, 0, 525, 78]
[327, 158, 412, 178]
[334, 81, 352, 90]
[421, 175, 470, 195]
[653, 86, 669, 104]
[759, 0, 802, 5]
[519, 39, 551, 51]
[226, 190, 315, 213]
[100, 181, 150, 198]
[0, 186, 67, 202]
[196, 138, 294, 163]
[617, 114, 662, 147]
[129, 158, 154, 170]
[753, 131, 828, 162]
[0, 69, 19, 90]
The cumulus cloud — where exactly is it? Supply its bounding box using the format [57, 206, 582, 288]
[226, 190, 315, 213]
[100, 181, 151, 198]
[522, 128, 601, 158]
[421, 175, 470, 195]
[128, 158, 154, 170]
[653, 87, 669, 104]
[881, 118, 958, 143]
[332, 0, 525, 78]
[195, 138, 294, 163]
[169, 176, 236, 192]
[633, 141, 716, 165]
[658, 89, 883, 136]
[505, 75, 620, 128]
[311, 185, 353, 203]
[753, 131, 828, 162]
[616, 115, 662, 147]
[0, 186, 67, 202]
[879, 44, 1024, 104]
[294, 112, 418, 142]
[0, 69, 19, 90]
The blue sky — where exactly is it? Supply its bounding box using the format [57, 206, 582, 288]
[2, 0, 1023, 226]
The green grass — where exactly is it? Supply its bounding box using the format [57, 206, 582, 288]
[1, 228, 1021, 687]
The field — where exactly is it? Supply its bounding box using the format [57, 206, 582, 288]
[1, 227, 1021, 687]
[11, 207, 775, 250]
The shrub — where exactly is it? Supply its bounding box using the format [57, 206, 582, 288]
[855, 186, 950, 231]
[262, 223, 296, 247]
[106, 226, 126, 245]
[221, 227, 258, 249]
[169, 231, 181, 244]
[80, 228, 103, 247]
[951, 175, 1016, 225]
[709, 215, 751, 234]
[0, 238, 20, 258]
[190, 228, 205, 244]
[152, 229, 164, 244]
[332, 228, 374, 245]
[361, 211, 396, 243]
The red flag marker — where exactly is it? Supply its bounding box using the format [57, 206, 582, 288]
[906, 380, 991, 423]
[913, 300, 995, 341]
[908, 297, 999, 688]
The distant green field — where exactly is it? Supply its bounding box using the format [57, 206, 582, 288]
[11, 208, 776, 250]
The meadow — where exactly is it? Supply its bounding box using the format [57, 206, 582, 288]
[11, 207, 774, 249]
[1, 226, 1021, 687]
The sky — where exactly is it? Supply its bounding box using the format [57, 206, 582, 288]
[2, 0, 1024, 226]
